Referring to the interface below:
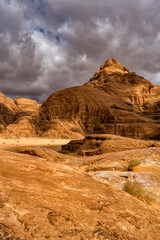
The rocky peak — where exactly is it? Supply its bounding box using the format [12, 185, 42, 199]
[0, 92, 40, 137]
[0, 91, 5, 100]
[90, 59, 129, 82]
[100, 58, 129, 74]
[13, 97, 39, 118]
[14, 97, 39, 108]
[87, 58, 152, 92]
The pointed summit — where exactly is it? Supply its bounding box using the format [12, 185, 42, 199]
[99, 58, 129, 75]
[88, 59, 130, 83]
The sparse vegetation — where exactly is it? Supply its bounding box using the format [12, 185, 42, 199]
[123, 180, 154, 204]
[127, 159, 141, 171]
[53, 156, 61, 162]
[85, 164, 120, 172]
[85, 164, 99, 173]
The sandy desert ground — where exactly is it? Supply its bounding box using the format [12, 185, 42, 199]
[0, 137, 71, 152]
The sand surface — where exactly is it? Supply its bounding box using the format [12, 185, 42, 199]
[0, 138, 71, 152]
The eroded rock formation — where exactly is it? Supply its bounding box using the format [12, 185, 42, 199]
[60, 134, 160, 156]
[0, 149, 160, 239]
[1, 58, 160, 139]
[0, 93, 39, 137]
[37, 59, 160, 139]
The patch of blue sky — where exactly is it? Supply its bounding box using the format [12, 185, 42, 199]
[55, 33, 62, 44]
[33, 26, 45, 35]
[36, 0, 46, 16]
[45, 31, 62, 44]
[39, 28, 45, 34]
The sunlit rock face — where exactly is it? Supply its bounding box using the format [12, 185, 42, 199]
[0, 149, 160, 239]
[96, 58, 129, 75]
[1, 59, 160, 139]
[37, 59, 160, 139]
[0, 93, 40, 137]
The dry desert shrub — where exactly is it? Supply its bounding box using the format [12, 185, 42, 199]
[127, 159, 141, 171]
[123, 180, 154, 204]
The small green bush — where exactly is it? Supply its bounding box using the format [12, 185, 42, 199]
[123, 181, 154, 204]
[127, 159, 141, 171]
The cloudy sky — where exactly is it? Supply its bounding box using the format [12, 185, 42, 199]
[0, 0, 160, 102]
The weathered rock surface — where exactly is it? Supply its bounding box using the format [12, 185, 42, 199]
[58, 137, 160, 208]
[1, 58, 160, 139]
[79, 146, 160, 173]
[14, 97, 39, 118]
[90, 171, 160, 206]
[17, 146, 64, 162]
[60, 134, 160, 156]
[0, 93, 40, 137]
[0, 149, 160, 239]
[0, 91, 16, 131]
[146, 127, 160, 140]
[17, 140, 160, 206]
[87, 147, 160, 208]
[37, 59, 160, 139]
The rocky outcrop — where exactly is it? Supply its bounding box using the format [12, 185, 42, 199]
[85, 60, 159, 114]
[0, 93, 40, 137]
[1, 58, 160, 139]
[37, 85, 150, 138]
[146, 127, 160, 140]
[0, 91, 16, 130]
[37, 59, 160, 139]
[94, 58, 129, 75]
[60, 134, 160, 156]
[0, 149, 160, 239]
[14, 97, 39, 117]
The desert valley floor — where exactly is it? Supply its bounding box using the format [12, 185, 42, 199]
[0, 135, 160, 240]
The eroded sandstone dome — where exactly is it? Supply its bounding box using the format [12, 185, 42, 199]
[37, 59, 160, 139]
[0, 59, 160, 139]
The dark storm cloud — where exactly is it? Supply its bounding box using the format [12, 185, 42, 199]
[0, 0, 160, 102]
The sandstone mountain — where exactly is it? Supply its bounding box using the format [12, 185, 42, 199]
[1, 58, 160, 139]
[0, 93, 39, 137]
[36, 59, 160, 139]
